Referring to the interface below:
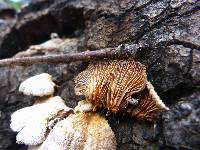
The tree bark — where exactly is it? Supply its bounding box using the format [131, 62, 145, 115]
[0, 0, 199, 150]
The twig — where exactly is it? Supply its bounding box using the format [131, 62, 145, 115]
[0, 45, 139, 67]
[0, 39, 199, 67]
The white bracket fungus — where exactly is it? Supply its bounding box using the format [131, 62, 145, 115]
[28, 113, 116, 150]
[10, 96, 72, 145]
[19, 73, 55, 97]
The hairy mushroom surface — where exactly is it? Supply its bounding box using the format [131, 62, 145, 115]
[28, 112, 116, 150]
[10, 96, 71, 145]
[75, 59, 147, 114]
[19, 73, 55, 97]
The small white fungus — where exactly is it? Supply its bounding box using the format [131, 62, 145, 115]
[10, 96, 71, 145]
[74, 100, 93, 113]
[19, 73, 55, 96]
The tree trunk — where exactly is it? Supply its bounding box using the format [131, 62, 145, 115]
[0, 0, 199, 149]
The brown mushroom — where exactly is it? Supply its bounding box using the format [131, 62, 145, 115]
[127, 81, 169, 121]
[75, 59, 147, 114]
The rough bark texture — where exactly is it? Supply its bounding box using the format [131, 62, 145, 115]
[0, 0, 199, 150]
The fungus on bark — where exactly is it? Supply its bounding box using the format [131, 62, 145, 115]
[19, 73, 55, 97]
[10, 57, 168, 150]
[127, 81, 169, 121]
[74, 59, 169, 120]
[10, 73, 73, 145]
[10, 96, 70, 145]
[28, 113, 116, 150]
[75, 59, 147, 113]
[10, 73, 117, 150]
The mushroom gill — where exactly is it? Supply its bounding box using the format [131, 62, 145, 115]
[127, 81, 169, 121]
[74, 59, 147, 113]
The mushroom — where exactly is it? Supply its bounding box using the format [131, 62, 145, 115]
[127, 81, 169, 121]
[10, 58, 169, 150]
[19, 73, 55, 97]
[74, 59, 169, 120]
[10, 96, 72, 145]
[74, 59, 147, 114]
[27, 112, 116, 150]
[10, 73, 73, 145]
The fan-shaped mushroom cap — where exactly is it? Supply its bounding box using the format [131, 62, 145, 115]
[74, 59, 147, 114]
[127, 81, 169, 121]
[10, 96, 71, 145]
[19, 73, 55, 97]
[31, 112, 116, 150]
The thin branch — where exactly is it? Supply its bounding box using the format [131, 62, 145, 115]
[0, 39, 199, 67]
[0, 46, 139, 67]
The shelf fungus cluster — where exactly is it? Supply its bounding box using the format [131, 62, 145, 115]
[28, 111, 116, 150]
[75, 59, 169, 120]
[10, 58, 169, 150]
[10, 73, 116, 150]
